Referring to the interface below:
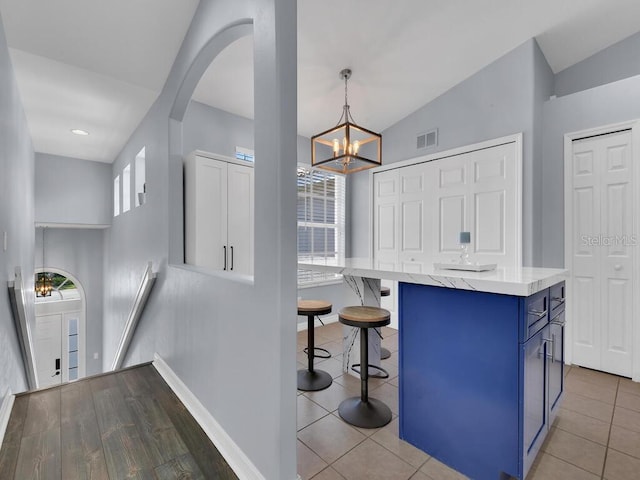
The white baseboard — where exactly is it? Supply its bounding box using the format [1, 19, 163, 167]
[153, 353, 265, 480]
[297, 313, 339, 332]
[0, 388, 15, 447]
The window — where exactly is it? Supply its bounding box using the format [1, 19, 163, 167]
[113, 175, 120, 217]
[135, 147, 146, 207]
[235, 146, 255, 163]
[297, 166, 345, 285]
[122, 164, 131, 213]
[68, 317, 79, 381]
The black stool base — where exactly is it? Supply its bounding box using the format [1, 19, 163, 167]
[297, 369, 332, 392]
[380, 347, 391, 360]
[303, 346, 331, 359]
[338, 397, 392, 429]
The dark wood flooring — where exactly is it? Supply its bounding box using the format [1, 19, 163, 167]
[0, 363, 238, 480]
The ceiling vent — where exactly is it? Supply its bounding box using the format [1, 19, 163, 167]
[417, 129, 438, 150]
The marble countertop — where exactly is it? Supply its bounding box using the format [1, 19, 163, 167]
[297, 258, 568, 297]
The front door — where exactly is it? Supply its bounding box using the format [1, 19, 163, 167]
[34, 313, 63, 388]
[569, 129, 634, 377]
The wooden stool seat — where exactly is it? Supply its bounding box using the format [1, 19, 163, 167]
[298, 299, 332, 316]
[297, 299, 333, 392]
[380, 286, 391, 297]
[338, 305, 392, 429]
[338, 306, 390, 329]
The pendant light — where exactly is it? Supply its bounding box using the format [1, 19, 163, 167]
[35, 227, 52, 297]
[311, 68, 382, 174]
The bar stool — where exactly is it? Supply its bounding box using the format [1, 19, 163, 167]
[297, 300, 333, 391]
[338, 306, 392, 428]
[380, 286, 391, 360]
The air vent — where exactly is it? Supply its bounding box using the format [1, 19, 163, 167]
[417, 129, 438, 150]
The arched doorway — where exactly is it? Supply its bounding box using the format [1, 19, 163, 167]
[33, 268, 86, 387]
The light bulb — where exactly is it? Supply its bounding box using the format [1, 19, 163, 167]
[353, 140, 360, 155]
[333, 139, 340, 157]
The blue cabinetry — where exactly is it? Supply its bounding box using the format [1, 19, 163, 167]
[399, 281, 565, 480]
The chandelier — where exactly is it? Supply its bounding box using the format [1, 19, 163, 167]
[311, 68, 382, 174]
[35, 227, 52, 297]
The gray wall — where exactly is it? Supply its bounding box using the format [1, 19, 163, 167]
[541, 74, 640, 267]
[35, 227, 105, 376]
[102, 1, 298, 479]
[554, 31, 640, 98]
[0, 10, 35, 404]
[351, 39, 554, 266]
[35, 153, 112, 226]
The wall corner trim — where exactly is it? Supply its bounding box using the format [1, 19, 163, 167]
[152, 353, 265, 480]
[0, 389, 15, 447]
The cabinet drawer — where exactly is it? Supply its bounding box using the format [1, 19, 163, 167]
[522, 289, 549, 342]
[550, 281, 566, 316]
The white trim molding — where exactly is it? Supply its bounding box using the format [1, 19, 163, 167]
[564, 119, 640, 382]
[0, 389, 15, 447]
[152, 353, 265, 480]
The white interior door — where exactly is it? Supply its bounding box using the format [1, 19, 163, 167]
[399, 163, 429, 270]
[34, 313, 63, 388]
[227, 162, 254, 275]
[372, 136, 522, 329]
[430, 142, 519, 266]
[373, 169, 400, 328]
[569, 130, 634, 377]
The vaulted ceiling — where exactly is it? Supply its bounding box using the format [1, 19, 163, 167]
[2, 0, 640, 163]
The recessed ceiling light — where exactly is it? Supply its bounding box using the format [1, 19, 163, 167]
[71, 129, 89, 136]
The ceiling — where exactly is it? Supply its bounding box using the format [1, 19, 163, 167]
[2, 0, 640, 163]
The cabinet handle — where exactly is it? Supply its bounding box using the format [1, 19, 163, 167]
[550, 318, 566, 326]
[529, 308, 547, 319]
[551, 296, 565, 305]
[544, 336, 555, 363]
[230, 246, 234, 271]
[223, 246, 227, 270]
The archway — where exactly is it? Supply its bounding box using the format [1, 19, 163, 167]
[168, 21, 253, 264]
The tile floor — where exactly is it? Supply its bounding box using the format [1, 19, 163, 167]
[296, 321, 640, 480]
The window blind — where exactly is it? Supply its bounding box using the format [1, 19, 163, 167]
[297, 166, 345, 285]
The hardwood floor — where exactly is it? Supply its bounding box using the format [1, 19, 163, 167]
[0, 364, 238, 480]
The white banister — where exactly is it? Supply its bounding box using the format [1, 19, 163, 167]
[8, 267, 38, 390]
[111, 262, 157, 371]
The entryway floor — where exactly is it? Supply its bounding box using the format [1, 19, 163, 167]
[0, 363, 237, 479]
[297, 322, 640, 480]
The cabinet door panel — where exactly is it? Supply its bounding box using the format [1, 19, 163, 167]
[185, 157, 228, 269]
[227, 163, 254, 275]
[549, 313, 564, 418]
[522, 327, 548, 476]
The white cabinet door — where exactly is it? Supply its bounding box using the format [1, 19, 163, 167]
[185, 156, 228, 270]
[570, 130, 634, 377]
[227, 162, 254, 275]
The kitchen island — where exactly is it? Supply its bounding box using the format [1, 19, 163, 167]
[298, 258, 568, 480]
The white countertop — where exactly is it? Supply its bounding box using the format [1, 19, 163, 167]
[298, 258, 568, 297]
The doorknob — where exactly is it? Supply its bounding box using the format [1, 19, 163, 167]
[614, 264, 622, 271]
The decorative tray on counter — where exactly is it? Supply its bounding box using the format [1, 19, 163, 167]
[434, 262, 497, 272]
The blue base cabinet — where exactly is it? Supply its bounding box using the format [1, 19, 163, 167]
[398, 282, 564, 480]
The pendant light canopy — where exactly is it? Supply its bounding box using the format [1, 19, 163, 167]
[311, 68, 382, 174]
